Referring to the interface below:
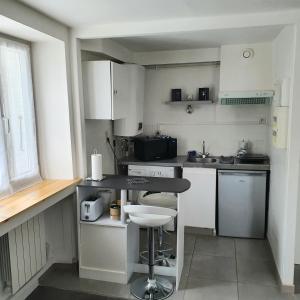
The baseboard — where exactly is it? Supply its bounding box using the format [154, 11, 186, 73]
[79, 266, 127, 284]
[184, 226, 214, 236]
[266, 238, 295, 294]
[280, 283, 295, 294]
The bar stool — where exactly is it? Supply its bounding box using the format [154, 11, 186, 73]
[137, 192, 177, 266]
[124, 205, 177, 300]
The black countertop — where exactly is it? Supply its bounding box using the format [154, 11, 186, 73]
[118, 156, 270, 171]
[78, 175, 191, 193]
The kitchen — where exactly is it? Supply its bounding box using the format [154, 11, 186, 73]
[1, 1, 300, 300]
[114, 42, 273, 234]
[78, 29, 285, 299]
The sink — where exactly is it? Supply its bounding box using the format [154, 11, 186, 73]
[187, 157, 217, 163]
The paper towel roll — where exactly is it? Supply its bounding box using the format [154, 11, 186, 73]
[91, 153, 103, 181]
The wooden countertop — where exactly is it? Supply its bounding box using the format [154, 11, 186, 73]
[0, 179, 81, 224]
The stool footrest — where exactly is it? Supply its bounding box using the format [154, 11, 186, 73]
[130, 276, 174, 300]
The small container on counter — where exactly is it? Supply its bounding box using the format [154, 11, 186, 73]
[110, 203, 120, 220]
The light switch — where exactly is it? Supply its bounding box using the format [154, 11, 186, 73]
[272, 106, 288, 149]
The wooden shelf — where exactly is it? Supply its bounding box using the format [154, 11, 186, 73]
[165, 100, 213, 105]
[0, 179, 81, 224]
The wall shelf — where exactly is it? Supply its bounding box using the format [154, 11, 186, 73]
[165, 100, 214, 114]
[165, 100, 214, 105]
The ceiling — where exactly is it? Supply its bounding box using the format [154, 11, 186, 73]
[19, 0, 300, 27]
[112, 25, 284, 52]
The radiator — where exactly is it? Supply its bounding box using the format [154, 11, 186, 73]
[0, 214, 46, 294]
[0, 234, 11, 289]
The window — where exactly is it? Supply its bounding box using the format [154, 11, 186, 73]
[0, 37, 40, 199]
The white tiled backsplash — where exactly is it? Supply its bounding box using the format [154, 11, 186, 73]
[143, 65, 270, 156]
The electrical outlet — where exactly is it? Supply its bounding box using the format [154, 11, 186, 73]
[259, 118, 266, 125]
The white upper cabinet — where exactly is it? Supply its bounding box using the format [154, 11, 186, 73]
[111, 62, 129, 120]
[114, 64, 145, 137]
[82, 61, 129, 120]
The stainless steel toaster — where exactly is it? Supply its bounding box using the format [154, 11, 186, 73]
[80, 197, 104, 222]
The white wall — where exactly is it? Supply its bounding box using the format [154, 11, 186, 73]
[283, 24, 300, 287]
[267, 25, 298, 287]
[220, 42, 273, 91]
[296, 168, 300, 262]
[32, 41, 74, 179]
[143, 63, 270, 156]
[85, 120, 115, 175]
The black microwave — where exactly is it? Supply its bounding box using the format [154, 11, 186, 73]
[134, 136, 177, 161]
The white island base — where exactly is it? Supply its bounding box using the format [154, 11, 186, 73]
[77, 186, 185, 290]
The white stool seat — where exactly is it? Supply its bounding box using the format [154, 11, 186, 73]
[124, 205, 177, 227]
[130, 213, 172, 227]
[138, 192, 177, 210]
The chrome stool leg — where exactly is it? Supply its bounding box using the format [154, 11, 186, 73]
[139, 227, 174, 266]
[131, 227, 174, 300]
[157, 226, 173, 267]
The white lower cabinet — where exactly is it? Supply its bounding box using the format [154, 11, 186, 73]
[182, 167, 216, 229]
[79, 222, 139, 284]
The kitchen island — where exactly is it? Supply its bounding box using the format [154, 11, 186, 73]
[77, 175, 190, 290]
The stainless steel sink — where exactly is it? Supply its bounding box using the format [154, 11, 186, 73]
[187, 157, 218, 163]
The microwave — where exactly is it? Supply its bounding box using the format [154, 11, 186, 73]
[134, 136, 177, 161]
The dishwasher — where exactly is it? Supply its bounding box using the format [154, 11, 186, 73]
[218, 170, 267, 239]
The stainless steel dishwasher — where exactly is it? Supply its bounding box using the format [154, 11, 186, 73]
[218, 170, 267, 239]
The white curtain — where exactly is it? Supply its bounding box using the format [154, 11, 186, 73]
[0, 37, 40, 199]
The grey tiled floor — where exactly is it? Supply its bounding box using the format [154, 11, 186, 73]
[27, 286, 117, 300]
[35, 234, 297, 300]
[182, 235, 296, 300]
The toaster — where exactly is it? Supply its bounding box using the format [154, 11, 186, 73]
[81, 196, 104, 222]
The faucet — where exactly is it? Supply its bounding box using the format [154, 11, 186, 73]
[200, 140, 209, 158]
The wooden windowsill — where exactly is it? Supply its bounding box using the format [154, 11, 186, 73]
[0, 178, 81, 224]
